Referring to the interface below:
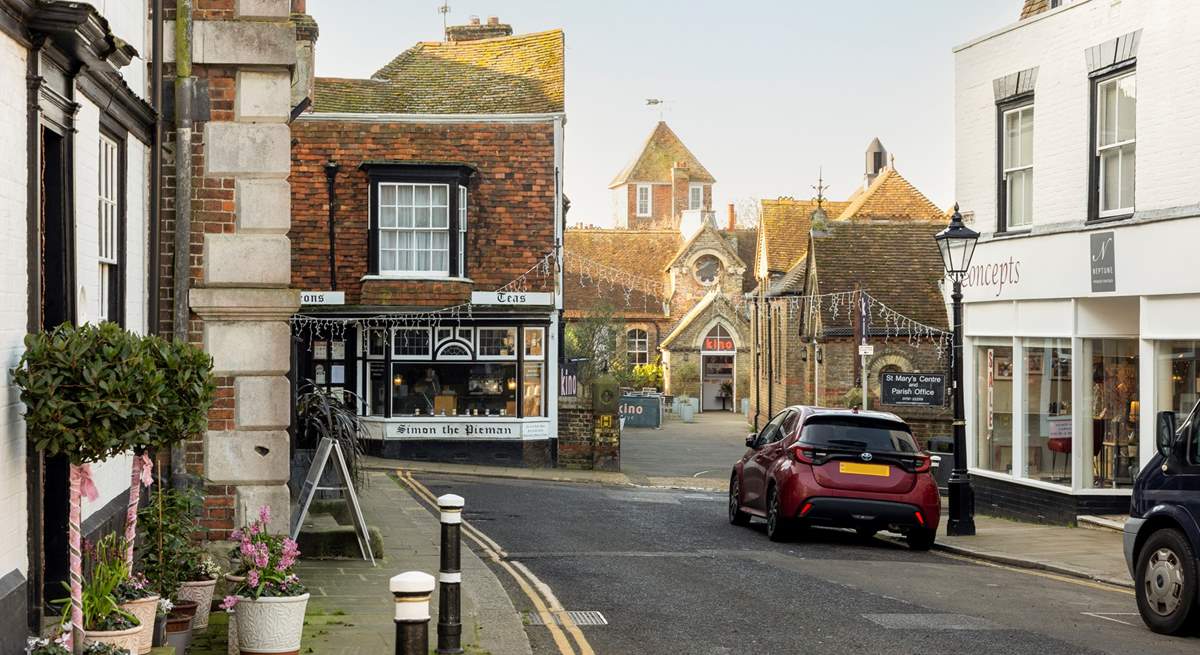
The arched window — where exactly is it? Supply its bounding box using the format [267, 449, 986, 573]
[703, 324, 735, 352]
[627, 329, 649, 365]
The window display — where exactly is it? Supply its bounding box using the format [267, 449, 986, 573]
[1158, 341, 1200, 422]
[976, 345, 1013, 474]
[1086, 339, 1139, 488]
[1023, 339, 1072, 484]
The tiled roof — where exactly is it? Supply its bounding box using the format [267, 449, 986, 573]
[808, 221, 948, 332]
[563, 228, 679, 318]
[835, 167, 945, 222]
[756, 198, 850, 276]
[608, 122, 715, 188]
[659, 292, 720, 349]
[312, 30, 564, 114]
[770, 255, 807, 296]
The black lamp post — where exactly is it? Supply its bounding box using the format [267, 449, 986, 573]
[934, 204, 980, 537]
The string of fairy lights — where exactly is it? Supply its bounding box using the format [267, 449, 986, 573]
[290, 248, 951, 356]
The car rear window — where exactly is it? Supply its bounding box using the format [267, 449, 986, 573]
[799, 416, 918, 453]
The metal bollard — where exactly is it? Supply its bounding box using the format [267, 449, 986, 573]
[391, 571, 434, 655]
[437, 494, 465, 654]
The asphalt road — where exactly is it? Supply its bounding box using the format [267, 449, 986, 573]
[415, 474, 1199, 655]
[621, 412, 750, 482]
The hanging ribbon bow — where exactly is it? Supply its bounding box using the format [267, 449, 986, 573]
[72, 464, 99, 502]
[138, 452, 154, 487]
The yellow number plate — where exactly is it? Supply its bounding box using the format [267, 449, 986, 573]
[838, 461, 890, 477]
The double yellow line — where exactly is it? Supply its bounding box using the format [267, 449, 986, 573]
[396, 471, 596, 655]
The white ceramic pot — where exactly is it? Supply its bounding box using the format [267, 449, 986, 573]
[119, 593, 160, 655]
[225, 574, 245, 655]
[80, 623, 142, 653]
[234, 593, 309, 655]
[177, 577, 218, 631]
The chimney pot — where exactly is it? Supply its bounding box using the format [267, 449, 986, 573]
[469, 15, 480, 25]
[487, 16, 499, 25]
[728, 203, 736, 231]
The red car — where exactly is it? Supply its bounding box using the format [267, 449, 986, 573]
[729, 406, 940, 550]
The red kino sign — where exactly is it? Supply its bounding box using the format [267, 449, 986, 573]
[703, 337, 734, 352]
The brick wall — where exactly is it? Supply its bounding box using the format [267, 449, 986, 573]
[290, 118, 558, 305]
[557, 395, 596, 469]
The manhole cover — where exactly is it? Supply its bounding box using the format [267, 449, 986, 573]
[862, 613, 999, 630]
[525, 610, 608, 626]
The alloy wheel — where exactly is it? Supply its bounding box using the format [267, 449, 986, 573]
[1144, 547, 1185, 617]
[767, 491, 778, 535]
[728, 478, 740, 521]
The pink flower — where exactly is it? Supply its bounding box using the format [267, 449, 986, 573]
[282, 538, 299, 556]
[258, 505, 272, 524]
[247, 569, 260, 587]
[230, 529, 243, 541]
[219, 595, 239, 611]
[240, 541, 256, 558]
[249, 521, 262, 536]
[253, 550, 269, 569]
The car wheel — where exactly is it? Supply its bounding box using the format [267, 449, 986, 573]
[728, 475, 750, 526]
[1135, 529, 1199, 635]
[906, 528, 935, 551]
[765, 487, 791, 542]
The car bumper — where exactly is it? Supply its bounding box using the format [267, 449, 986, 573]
[1123, 516, 1144, 580]
[799, 497, 929, 530]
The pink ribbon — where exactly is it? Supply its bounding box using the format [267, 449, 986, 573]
[139, 452, 154, 487]
[72, 463, 99, 503]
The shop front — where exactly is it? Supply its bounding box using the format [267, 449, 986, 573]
[961, 219, 1200, 523]
[295, 308, 558, 467]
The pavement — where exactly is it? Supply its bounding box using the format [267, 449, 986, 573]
[621, 410, 750, 490]
[415, 473, 1190, 655]
[291, 471, 532, 655]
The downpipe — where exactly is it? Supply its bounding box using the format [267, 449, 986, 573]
[171, 0, 194, 489]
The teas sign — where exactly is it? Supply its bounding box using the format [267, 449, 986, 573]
[880, 372, 946, 407]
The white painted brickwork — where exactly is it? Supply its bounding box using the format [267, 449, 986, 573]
[954, 0, 1200, 235]
[0, 32, 29, 582]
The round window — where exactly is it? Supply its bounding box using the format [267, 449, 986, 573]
[693, 255, 722, 285]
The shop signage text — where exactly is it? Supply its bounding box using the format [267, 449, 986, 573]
[471, 291, 555, 306]
[960, 257, 1022, 298]
[1090, 231, 1116, 293]
[391, 421, 519, 440]
[880, 372, 946, 407]
[620, 395, 662, 428]
[301, 291, 345, 305]
[703, 337, 734, 352]
[561, 361, 579, 397]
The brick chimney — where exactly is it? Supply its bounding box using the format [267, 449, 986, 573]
[446, 15, 514, 42]
[727, 203, 736, 231]
[671, 161, 690, 227]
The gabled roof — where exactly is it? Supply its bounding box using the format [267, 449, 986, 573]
[608, 122, 715, 188]
[835, 166, 944, 222]
[563, 229, 679, 318]
[312, 30, 564, 114]
[755, 198, 850, 277]
[658, 292, 723, 350]
[807, 221, 948, 333]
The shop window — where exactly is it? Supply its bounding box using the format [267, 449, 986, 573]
[1091, 69, 1136, 219]
[525, 327, 545, 359]
[364, 329, 387, 358]
[1157, 341, 1200, 422]
[1023, 339, 1072, 485]
[626, 329, 648, 365]
[436, 342, 472, 360]
[523, 361, 544, 417]
[393, 327, 431, 359]
[391, 362, 518, 417]
[366, 362, 387, 416]
[976, 344, 1013, 474]
[478, 327, 517, 359]
[1086, 339, 1139, 487]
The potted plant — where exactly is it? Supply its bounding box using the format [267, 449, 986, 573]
[150, 599, 172, 647]
[83, 644, 133, 655]
[54, 534, 142, 652]
[14, 323, 162, 651]
[106, 541, 159, 655]
[220, 507, 308, 655]
[25, 634, 71, 655]
[164, 599, 198, 655]
[176, 553, 222, 632]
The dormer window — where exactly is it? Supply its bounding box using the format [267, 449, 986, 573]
[362, 162, 474, 278]
[636, 184, 652, 217]
[689, 183, 703, 210]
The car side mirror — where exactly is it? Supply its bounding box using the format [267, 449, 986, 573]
[1156, 411, 1177, 458]
[745, 433, 758, 449]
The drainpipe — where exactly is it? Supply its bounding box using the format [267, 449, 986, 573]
[148, 0, 163, 335]
[171, 0, 194, 488]
[324, 161, 339, 290]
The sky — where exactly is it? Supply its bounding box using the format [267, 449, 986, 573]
[307, 0, 1018, 227]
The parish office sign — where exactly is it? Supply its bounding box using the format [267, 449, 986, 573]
[880, 372, 946, 407]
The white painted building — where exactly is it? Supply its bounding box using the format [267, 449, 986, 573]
[0, 0, 157, 645]
[954, 0, 1200, 522]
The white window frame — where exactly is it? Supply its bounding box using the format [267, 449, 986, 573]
[689, 183, 704, 210]
[627, 329, 648, 365]
[377, 182, 451, 277]
[435, 341, 473, 361]
[1096, 71, 1136, 218]
[477, 327, 518, 361]
[392, 327, 432, 360]
[636, 184, 652, 217]
[524, 327, 546, 360]
[1002, 105, 1034, 230]
[98, 133, 120, 322]
[458, 185, 468, 277]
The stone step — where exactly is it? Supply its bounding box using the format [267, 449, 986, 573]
[1077, 514, 1126, 533]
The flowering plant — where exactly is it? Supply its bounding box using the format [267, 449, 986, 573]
[219, 506, 306, 610]
[156, 598, 174, 618]
[25, 634, 70, 655]
[82, 643, 131, 655]
[113, 571, 155, 603]
[187, 553, 222, 581]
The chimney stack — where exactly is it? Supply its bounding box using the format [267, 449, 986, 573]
[864, 137, 888, 187]
[446, 15, 514, 41]
[727, 203, 736, 231]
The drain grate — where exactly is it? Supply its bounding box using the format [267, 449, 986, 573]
[525, 610, 608, 626]
[862, 613, 1000, 631]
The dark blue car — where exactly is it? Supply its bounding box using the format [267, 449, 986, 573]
[1124, 401, 1200, 635]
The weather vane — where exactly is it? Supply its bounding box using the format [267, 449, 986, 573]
[812, 167, 830, 209]
[438, 1, 451, 35]
[645, 98, 667, 120]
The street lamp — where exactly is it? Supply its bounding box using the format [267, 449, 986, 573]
[934, 204, 979, 537]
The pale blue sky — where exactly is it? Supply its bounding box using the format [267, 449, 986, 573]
[308, 1, 1018, 227]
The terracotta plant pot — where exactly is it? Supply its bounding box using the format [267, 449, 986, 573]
[177, 577, 219, 631]
[79, 623, 143, 653]
[166, 600, 198, 655]
[120, 593, 160, 655]
[225, 573, 245, 655]
[234, 593, 309, 655]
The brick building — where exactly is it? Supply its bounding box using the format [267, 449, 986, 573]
[290, 19, 565, 466]
[750, 140, 952, 444]
[566, 122, 756, 410]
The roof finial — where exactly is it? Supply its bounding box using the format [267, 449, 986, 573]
[439, 1, 451, 38]
[811, 167, 830, 210]
[889, 153, 895, 169]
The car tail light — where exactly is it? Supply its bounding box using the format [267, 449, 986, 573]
[913, 454, 931, 473]
[789, 445, 815, 464]
[914, 510, 925, 527]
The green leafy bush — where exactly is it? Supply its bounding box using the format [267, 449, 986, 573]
[14, 323, 162, 463]
[671, 360, 701, 398]
[138, 487, 205, 598]
[142, 335, 216, 450]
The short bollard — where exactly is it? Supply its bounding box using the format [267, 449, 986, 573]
[437, 494, 465, 654]
[391, 571, 435, 655]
